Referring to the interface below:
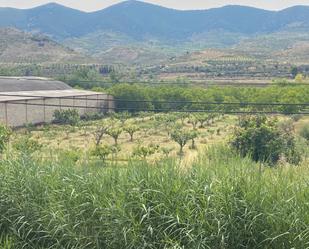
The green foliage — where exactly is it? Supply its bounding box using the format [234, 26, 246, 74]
[106, 127, 123, 145]
[13, 136, 42, 156]
[108, 84, 309, 114]
[112, 111, 131, 125]
[132, 144, 159, 160]
[231, 115, 301, 165]
[108, 84, 154, 112]
[58, 149, 81, 163]
[1, 146, 309, 248]
[195, 114, 211, 128]
[82, 112, 105, 121]
[188, 114, 199, 129]
[93, 121, 111, 146]
[124, 125, 139, 142]
[170, 129, 193, 155]
[0, 125, 11, 155]
[53, 109, 80, 126]
[188, 130, 199, 150]
[300, 124, 309, 142]
[161, 147, 174, 157]
[291, 66, 299, 78]
[91, 145, 113, 163]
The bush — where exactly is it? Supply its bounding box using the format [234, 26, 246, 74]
[132, 144, 159, 160]
[81, 112, 105, 121]
[13, 136, 42, 156]
[231, 115, 301, 165]
[170, 129, 195, 155]
[300, 124, 309, 142]
[53, 109, 80, 126]
[0, 125, 11, 155]
[91, 145, 113, 163]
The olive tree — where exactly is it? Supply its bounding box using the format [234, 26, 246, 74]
[170, 129, 193, 155]
[91, 145, 112, 164]
[189, 130, 199, 150]
[106, 127, 123, 146]
[112, 111, 131, 125]
[196, 114, 211, 128]
[93, 122, 111, 146]
[124, 125, 139, 142]
[133, 144, 159, 160]
[188, 115, 199, 129]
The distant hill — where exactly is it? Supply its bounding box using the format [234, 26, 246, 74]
[1, 1, 309, 66]
[1, 1, 309, 42]
[0, 28, 90, 64]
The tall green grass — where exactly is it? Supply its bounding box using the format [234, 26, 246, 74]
[0, 146, 309, 248]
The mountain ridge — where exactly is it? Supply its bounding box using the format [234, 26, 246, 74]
[0, 1, 309, 41]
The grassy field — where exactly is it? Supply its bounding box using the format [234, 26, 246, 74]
[1, 145, 309, 248]
[11, 113, 236, 166]
[0, 113, 308, 248]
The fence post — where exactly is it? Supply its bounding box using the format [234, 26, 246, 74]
[4, 102, 8, 126]
[43, 98, 46, 123]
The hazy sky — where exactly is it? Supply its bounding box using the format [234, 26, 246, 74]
[0, 0, 309, 12]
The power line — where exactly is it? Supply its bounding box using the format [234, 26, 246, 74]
[0, 93, 309, 107]
[6, 101, 309, 115]
[69, 80, 309, 87]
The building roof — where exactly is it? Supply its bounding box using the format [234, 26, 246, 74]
[0, 89, 106, 103]
[0, 77, 71, 92]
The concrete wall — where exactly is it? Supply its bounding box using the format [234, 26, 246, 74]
[0, 93, 114, 127]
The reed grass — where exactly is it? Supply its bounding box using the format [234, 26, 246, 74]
[0, 146, 308, 248]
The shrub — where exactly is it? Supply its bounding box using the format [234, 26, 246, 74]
[231, 115, 301, 165]
[300, 124, 309, 142]
[112, 111, 131, 125]
[53, 109, 80, 126]
[13, 136, 42, 156]
[0, 125, 11, 155]
[106, 127, 123, 145]
[93, 122, 111, 146]
[124, 125, 139, 142]
[188, 114, 199, 129]
[58, 149, 81, 163]
[170, 129, 194, 155]
[91, 145, 113, 163]
[82, 112, 104, 121]
[132, 144, 159, 160]
[189, 130, 199, 150]
[291, 114, 303, 122]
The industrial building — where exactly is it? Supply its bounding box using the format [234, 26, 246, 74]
[0, 77, 114, 127]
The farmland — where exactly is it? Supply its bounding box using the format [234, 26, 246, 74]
[11, 113, 235, 165]
[1, 2, 309, 248]
[0, 110, 309, 248]
[0, 81, 308, 248]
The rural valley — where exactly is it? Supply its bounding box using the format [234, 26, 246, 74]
[0, 0, 309, 248]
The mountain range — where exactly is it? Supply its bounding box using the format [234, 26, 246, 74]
[1, 1, 309, 41]
[1, 1, 309, 65]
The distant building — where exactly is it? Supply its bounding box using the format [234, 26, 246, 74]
[0, 77, 114, 127]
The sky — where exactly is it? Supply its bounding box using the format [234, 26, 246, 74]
[0, 0, 309, 12]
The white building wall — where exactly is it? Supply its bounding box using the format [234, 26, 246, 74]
[0, 93, 114, 127]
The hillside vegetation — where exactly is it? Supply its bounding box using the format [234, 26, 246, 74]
[1, 1, 309, 62]
[0, 28, 91, 64]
